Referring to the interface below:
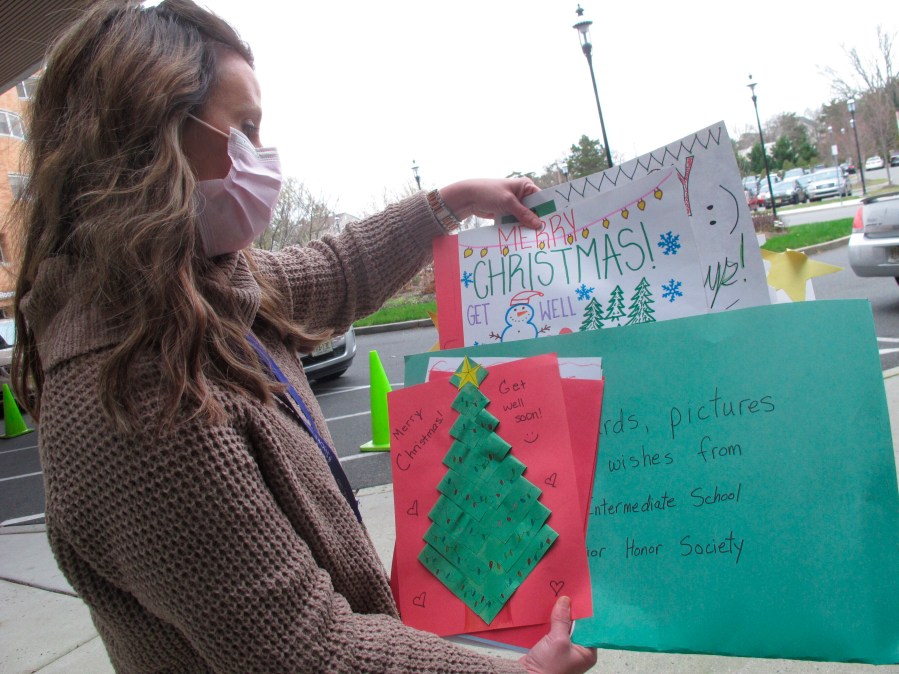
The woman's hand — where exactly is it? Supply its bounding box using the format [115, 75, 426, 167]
[519, 597, 597, 674]
[438, 178, 543, 230]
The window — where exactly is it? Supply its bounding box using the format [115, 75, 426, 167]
[7, 174, 28, 200]
[16, 77, 39, 100]
[0, 111, 25, 139]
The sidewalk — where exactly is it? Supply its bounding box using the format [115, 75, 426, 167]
[3, 371, 899, 674]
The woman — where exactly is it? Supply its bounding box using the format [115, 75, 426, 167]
[13, 1, 596, 672]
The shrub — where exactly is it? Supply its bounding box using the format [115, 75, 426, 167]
[752, 213, 779, 232]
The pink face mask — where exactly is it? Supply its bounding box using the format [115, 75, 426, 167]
[189, 114, 282, 257]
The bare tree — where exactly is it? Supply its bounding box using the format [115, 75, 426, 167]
[362, 182, 420, 218]
[825, 26, 899, 183]
[255, 177, 333, 251]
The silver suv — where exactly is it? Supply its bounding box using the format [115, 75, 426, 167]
[805, 168, 852, 201]
[848, 193, 899, 281]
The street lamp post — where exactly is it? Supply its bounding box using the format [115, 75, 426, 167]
[828, 126, 844, 205]
[848, 98, 867, 195]
[747, 75, 777, 221]
[411, 161, 421, 190]
[573, 5, 613, 168]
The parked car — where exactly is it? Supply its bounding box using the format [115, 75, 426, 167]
[300, 326, 357, 381]
[742, 175, 760, 196]
[805, 168, 852, 201]
[848, 192, 899, 282]
[891, 154, 899, 168]
[0, 318, 15, 384]
[782, 168, 807, 180]
[745, 189, 765, 211]
[865, 156, 885, 170]
[795, 174, 814, 198]
[767, 179, 804, 206]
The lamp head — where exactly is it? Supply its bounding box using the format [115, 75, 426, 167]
[848, 98, 856, 114]
[747, 74, 757, 95]
[573, 5, 592, 50]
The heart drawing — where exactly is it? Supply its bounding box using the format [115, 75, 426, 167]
[407, 500, 419, 516]
[549, 580, 565, 596]
[544, 473, 558, 488]
[413, 591, 427, 608]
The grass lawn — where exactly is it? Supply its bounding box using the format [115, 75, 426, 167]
[353, 296, 436, 327]
[760, 218, 853, 252]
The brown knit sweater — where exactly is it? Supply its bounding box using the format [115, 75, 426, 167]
[23, 193, 525, 673]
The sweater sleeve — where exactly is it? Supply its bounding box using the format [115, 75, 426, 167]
[42, 366, 524, 673]
[252, 191, 445, 334]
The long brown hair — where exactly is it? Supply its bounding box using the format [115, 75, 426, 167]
[13, 0, 316, 431]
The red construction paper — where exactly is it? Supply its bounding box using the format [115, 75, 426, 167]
[389, 354, 593, 637]
[465, 377, 603, 649]
[433, 234, 465, 350]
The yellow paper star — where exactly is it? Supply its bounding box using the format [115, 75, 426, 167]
[427, 311, 440, 352]
[761, 249, 842, 302]
[452, 356, 484, 389]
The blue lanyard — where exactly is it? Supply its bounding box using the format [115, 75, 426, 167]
[246, 333, 362, 523]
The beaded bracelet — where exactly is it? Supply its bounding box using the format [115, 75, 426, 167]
[427, 189, 463, 232]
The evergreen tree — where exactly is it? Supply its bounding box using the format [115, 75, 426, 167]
[579, 297, 604, 331]
[792, 126, 819, 165]
[749, 142, 769, 175]
[771, 135, 795, 170]
[604, 285, 626, 324]
[419, 358, 557, 624]
[566, 135, 609, 179]
[626, 277, 656, 325]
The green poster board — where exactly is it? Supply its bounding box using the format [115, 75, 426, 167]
[405, 300, 899, 664]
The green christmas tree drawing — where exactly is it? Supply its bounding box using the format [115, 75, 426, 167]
[604, 285, 626, 324]
[419, 357, 557, 624]
[626, 277, 656, 325]
[579, 297, 604, 331]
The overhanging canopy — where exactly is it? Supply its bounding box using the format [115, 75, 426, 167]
[0, 0, 99, 93]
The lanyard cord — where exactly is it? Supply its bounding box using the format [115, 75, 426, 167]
[246, 333, 362, 523]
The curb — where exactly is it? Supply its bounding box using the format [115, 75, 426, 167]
[796, 235, 850, 255]
[354, 318, 434, 335]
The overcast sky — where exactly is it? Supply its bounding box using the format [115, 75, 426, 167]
[200, 0, 896, 217]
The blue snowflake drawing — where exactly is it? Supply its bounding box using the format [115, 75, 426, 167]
[460, 271, 474, 288]
[657, 231, 681, 256]
[662, 279, 683, 303]
[575, 283, 595, 301]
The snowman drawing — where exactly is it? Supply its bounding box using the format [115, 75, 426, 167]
[500, 291, 544, 342]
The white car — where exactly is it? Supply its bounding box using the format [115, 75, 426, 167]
[865, 156, 885, 171]
[0, 318, 15, 383]
[848, 193, 899, 281]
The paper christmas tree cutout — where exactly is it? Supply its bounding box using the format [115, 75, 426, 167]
[418, 357, 558, 623]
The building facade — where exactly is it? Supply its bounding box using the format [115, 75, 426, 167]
[0, 77, 33, 316]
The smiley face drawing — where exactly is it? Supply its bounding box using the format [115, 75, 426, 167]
[523, 432, 540, 444]
[500, 290, 544, 342]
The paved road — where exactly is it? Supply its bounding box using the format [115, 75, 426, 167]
[310, 326, 437, 491]
[807, 242, 899, 370]
[779, 202, 859, 226]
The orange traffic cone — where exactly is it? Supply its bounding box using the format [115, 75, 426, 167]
[360, 350, 392, 452]
[2, 383, 33, 439]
